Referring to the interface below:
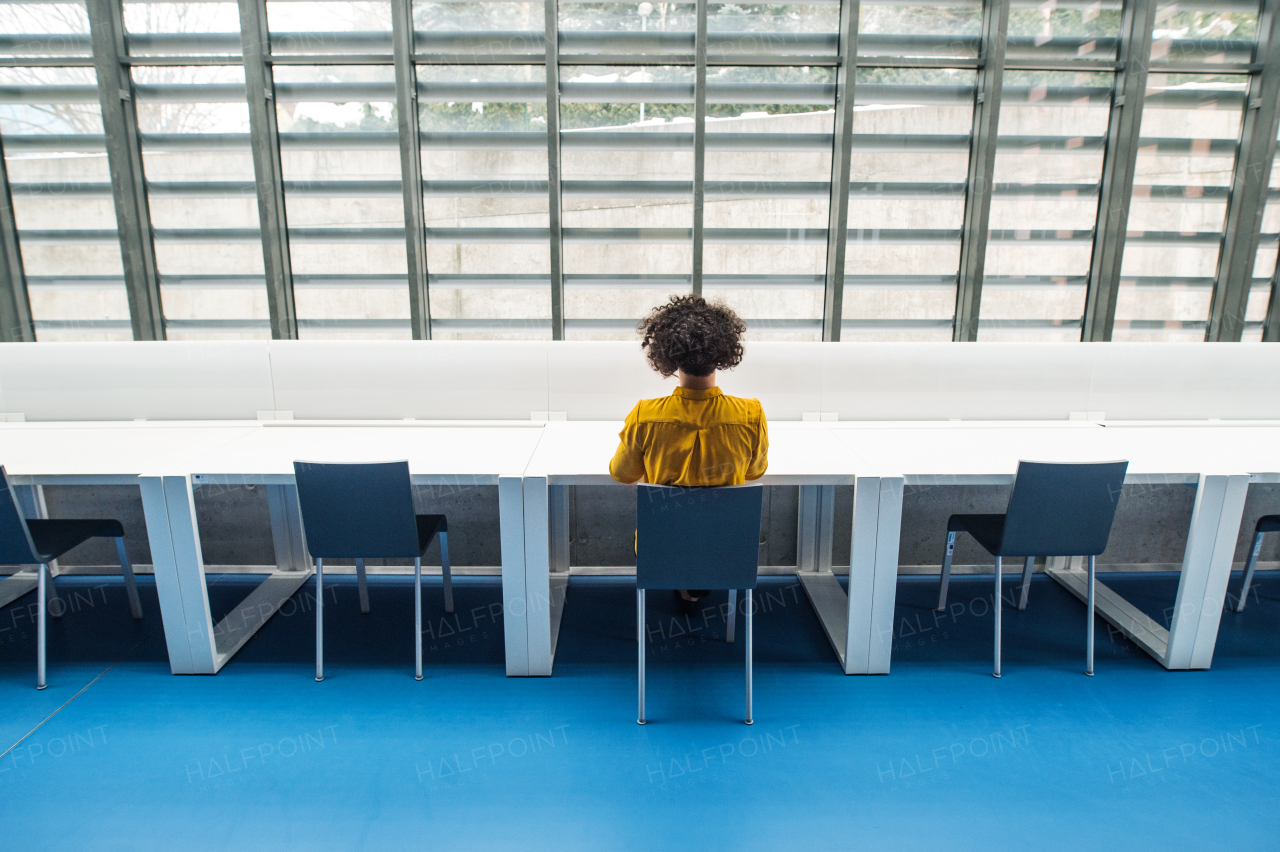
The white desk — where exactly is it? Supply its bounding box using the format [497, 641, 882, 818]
[830, 423, 1276, 671]
[512, 421, 875, 676]
[144, 422, 546, 675]
[0, 422, 259, 611]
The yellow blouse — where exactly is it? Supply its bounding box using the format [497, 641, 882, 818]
[608, 386, 769, 486]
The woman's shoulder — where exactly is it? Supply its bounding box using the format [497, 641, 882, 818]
[719, 393, 766, 420]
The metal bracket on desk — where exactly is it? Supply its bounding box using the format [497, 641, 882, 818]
[140, 474, 311, 674]
[798, 476, 903, 674]
[1048, 473, 1250, 670]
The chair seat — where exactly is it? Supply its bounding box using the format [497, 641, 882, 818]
[25, 518, 124, 562]
[947, 514, 1006, 556]
[416, 514, 446, 555]
[1258, 515, 1280, 533]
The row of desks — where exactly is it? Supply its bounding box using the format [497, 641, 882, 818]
[1, 419, 1276, 676]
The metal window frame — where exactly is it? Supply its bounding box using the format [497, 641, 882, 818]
[392, 0, 431, 340]
[545, 0, 565, 340]
[0, 136, 35, 342]
[87, 0, 164, 341]
[238, 0, 298, 340]
[952, 0, 1010, 342]
[15, 0, 1278, 344]
[1207, 0, 1280, 342]
[1267, 264, 1280, 341]
[822, 0, 860, 342]
[1081, 0, 1156, 342]
[692, 0, 708, 296]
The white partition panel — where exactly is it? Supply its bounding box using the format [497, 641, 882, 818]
[0, 341, 275, 421]
[3, 340, 1279, 423]
[267, 340, 550, 421]
[728, 342, 824, 421]
[1087, 344, 1280, 421]
[547, 342, 671, 420]
[822, 343, 1096, 421]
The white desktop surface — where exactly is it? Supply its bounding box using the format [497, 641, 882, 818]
[828, 423, 1277, 482]
[524, 420, 873, 484]
[169, 422, 547, 484]
[0, 422, 260, 484]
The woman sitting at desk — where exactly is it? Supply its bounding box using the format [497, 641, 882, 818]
[608, 294, 769, 616]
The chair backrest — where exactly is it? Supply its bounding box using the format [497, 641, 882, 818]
[0, 466, 39, 565]
[293, 460, 420, 559]
[636, 484, 763, 590]
[999, 460, 1129, 557]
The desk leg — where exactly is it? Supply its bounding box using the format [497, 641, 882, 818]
[140, 474, 312, 675]
[499, 475, 530, 676]
[1166, 473, 1250, 670]
[846, 477, 903, 674]
[798, 476, 902, 675]
[522, 476, 553, 676]
[0, 486, 42, 609]
[139, 475, 213, 674]
[1047, 473, 1250, 671]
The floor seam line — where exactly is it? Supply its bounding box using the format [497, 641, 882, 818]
[0, 633, 151, 760]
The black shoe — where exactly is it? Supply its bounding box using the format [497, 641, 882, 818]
[674, 590, 697, 617]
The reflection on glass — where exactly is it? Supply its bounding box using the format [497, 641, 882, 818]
[122, 1, 242, 55]
[418, 64, 550, 339]
[703, 65, 834, 340]
[412, 0, 543, 59]
[842, 67, 974, 340]
[266, 0, 392, 54]
[0, 1, 92, 57]
[1114, 72, 1247, 340]
[560, 65, 694, 339]
[979, 70, 1111, 341]
[274, 64, 409, 338]
[0, 65, 129, 340]
[859, 0, 981, 61]
[133, 65, 268, 339]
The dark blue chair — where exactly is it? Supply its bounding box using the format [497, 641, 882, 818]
[0, 465, 142, 689]
[636, 483, 763, 725]
[293, 460, 452, 682]
[1233, 515, 1279, 613]
[933, 460, 1128, 678]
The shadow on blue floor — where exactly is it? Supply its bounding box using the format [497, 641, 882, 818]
[1, 570, 1277, 851]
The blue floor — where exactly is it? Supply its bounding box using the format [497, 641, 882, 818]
[2, 570, 1278, 850]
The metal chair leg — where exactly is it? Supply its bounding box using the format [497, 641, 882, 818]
[745, 588, 754, 725]
[1236, 531, 1265, 613]
[116, 537, 143, 620]
[1017, 556, 1034, 611]
[936, 531, 956, 612]
[355, 558, 370, 614]
[37, 563, 48, 690]
[415, 557, 423, 681]
[46, 560, 61, 620]
[440, 531, 454, 615]
[637, 589, 646, 725]
[314, 558, 324, 682]
[1086, 554, 1096, 677]
[993, 555, 1002, 678]
[726, 589, 737, 643]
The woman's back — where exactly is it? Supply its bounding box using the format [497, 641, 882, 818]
[610, 386, 767, 486]
[608, 295, 768, 488]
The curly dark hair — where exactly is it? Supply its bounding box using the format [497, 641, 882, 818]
[637, 294, 746, 378]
